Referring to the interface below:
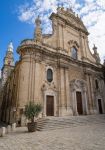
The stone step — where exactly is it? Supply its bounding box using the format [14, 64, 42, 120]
[37, 121, 105, 129]
[37, 122, 105, 131]
[37, 119, 105, 126]
[37, 114, 105, 131]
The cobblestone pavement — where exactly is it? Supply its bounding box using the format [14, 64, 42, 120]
[0, 124, 105, 150]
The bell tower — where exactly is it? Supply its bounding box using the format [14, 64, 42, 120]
[1, 42, 14, 86]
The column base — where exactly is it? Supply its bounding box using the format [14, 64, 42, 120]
[89, 109, 98, 114]
[59, 106, 73, 116]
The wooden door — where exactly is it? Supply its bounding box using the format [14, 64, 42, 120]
[46, 96, 54, 116]
[76, 92, 83, 115]
[98, 99, 103, 114]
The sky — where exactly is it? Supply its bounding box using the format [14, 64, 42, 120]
[0, 0, 105, 71]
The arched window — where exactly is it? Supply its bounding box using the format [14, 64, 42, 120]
[71, 47, 77, 59]
[47, 69, 53, 82]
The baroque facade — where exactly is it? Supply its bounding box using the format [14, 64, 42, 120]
[0, 7, 105, 126]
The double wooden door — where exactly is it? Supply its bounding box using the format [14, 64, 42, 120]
[46, 96, 54, 116]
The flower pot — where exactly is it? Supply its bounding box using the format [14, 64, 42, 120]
[27, 122, 37, 132]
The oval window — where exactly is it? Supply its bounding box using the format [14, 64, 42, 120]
[47, 69, 53, 82]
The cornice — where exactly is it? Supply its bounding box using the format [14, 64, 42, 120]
[17, 44, 103, 72]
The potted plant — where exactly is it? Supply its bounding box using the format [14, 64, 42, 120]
[25, 101, 42, 132]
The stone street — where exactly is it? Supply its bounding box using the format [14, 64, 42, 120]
[0, 123, 105, 150]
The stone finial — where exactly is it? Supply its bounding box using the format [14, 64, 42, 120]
[76, 14, 79, 18]
[103, 59, 105, 66]
[8, 42, 13, 52]
[93, 44, 97, 54]
[57, 4, 64, 13]
[61, 3, 64, 10]
[34, 16, 42, 43]
[35, 15, 41, 26]
[93, 44, 100, 64]
[57, 4, 61, 12]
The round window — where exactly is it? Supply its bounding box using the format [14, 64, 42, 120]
[47, 69, 53, 82]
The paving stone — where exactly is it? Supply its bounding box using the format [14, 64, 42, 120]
[0, 117, 105, 150]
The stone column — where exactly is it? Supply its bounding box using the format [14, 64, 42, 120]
[82, 87, 89, 115]
[86, 74, 93, 114]
[43, 92, 46, 117]
[101, 80, 105, 113]
[71, 87, 78, 115]
[54, 94, 57, 116]
[59, 24, 63, 48]
[65, 69, 73, 115]
[60, 68, 66, 116]
[90, 76, 97, 114]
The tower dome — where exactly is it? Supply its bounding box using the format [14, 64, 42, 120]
[8, 42, 13, 52]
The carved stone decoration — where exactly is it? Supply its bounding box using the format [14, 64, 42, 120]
[70, 79, 87, 92]
[68, 40, 79, 49]
[93, 44, 100, 64]
[41, 81, 57, 92]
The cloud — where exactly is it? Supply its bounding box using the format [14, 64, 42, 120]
[17, 0, 105, 62]
[78, 0, 105, 61]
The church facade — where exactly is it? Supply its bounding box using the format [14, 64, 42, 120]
[0, 7, 105, 126]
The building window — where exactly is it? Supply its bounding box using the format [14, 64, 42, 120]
[95, 79, 99, 89]
[47, 69, 53, 82]
[71, 46, 77, 59]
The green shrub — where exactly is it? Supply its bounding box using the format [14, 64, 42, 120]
[25, 101, 42, 122]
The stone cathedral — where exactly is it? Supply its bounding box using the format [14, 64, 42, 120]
[0, 6, 105, 126]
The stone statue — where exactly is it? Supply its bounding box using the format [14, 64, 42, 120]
[34, 16, 42, 43]
[93, 44, 100, 64]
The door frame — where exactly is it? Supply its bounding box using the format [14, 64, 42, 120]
[45, 94, 56, 117]
[43, 91, 57, 117]
[97, 98, 103, 114]
[70, 79, 89, 115]
[96, 97, 104, 114]
[76, 91, 83, 115]
[46, 95, 54, 116]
